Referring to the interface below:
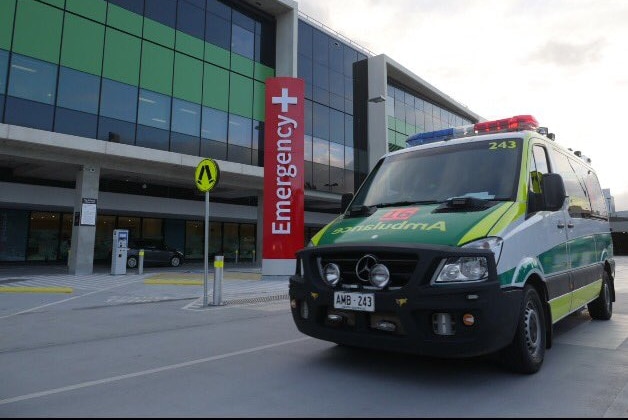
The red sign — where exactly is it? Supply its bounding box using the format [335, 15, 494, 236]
[379, 208, 420, 222]
[263, 78, 305, 260]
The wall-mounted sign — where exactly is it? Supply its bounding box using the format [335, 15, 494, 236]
[80, 198, 97, 226]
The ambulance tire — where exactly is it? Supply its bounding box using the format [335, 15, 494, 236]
[502, 285, 546, 374]
[588, 271, 612, 320]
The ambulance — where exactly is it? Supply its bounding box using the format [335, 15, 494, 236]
[289, 115, 615, 374]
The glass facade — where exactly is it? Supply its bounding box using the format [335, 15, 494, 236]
[0, 208, 256, 263]
[386, 83, 473, 151]
[297, 20, 368, 195]
[0, 0, 275, 166]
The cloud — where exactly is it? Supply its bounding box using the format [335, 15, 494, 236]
[528, 39, 606, 67]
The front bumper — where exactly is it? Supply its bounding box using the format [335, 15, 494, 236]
[288, 243, 522, 358]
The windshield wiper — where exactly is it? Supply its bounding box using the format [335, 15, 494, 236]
[373, 200, 441, 208]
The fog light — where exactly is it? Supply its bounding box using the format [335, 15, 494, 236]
[300, 301, 309, 319]
[327, 314, 344, 326]
[463, 313, 475, 326]
[432, 312, 455, 336]
[374, 320, 397, 332]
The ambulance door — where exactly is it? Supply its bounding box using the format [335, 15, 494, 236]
[532, 144, 571, 320]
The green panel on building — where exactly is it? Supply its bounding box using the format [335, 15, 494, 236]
[173, 53, 202, 104]
[143, 19, 175, 49]
[65, 0, 106, 23]
[106, 4, 142, 37]
[0, 0, 16, 51]
[387, 115, 395, 129]
[229, 73, 253, 118]
[12, 0, 63, 64]
[254, 63, 274, 82]
[40, 0, 65, 8]
[252, 80, 265, 122]
[396, 131, 407, 146]
[202, 63, 229, 111]
[175, 31, 203, 60]
[103, 28, 141, 85]
[61, 14, 104, 76]
[231, 54, 254, 78]
[204, 43, 230, 69]
[140, 41, 174, 95]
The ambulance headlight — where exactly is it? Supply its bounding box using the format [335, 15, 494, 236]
[433, 257, 489, 283]
[323, 263, 341, 287]
[462, 237, 503, 264]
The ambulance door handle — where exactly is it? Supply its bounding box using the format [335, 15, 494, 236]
[567, 222, 574, 229]
[556, 221, 565, 229]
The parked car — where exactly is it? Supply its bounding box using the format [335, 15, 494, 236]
[126, 239, 184, 268]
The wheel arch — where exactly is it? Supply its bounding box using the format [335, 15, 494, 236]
[604, 260, 616, 303]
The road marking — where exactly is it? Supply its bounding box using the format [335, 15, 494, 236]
[145, 279, 203, 285]
[0, 337, 312, 406]
[0, 287, 73, 294]
[0, 280, 142, 320]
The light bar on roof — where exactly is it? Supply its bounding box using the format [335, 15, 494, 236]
[406, 115, 540, 147]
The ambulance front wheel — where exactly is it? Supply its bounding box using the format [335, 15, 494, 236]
[501, 285, 546, 374]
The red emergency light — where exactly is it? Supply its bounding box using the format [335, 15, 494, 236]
[474, 115, 539, 134]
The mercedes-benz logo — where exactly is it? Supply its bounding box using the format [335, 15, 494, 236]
[355, 254, 378, 282]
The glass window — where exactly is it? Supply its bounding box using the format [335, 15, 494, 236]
[185, 220, 204, 259]
[298, 54, 313, 98]
[136, 124, 169, 151]
[223, 222, 239, 262]
[584, 170, 608, 219]
[344, 145, 354, 170]
[97, 116, 136, 145]
[172, 98, 200, 136]
[0, 49, 9, 96]
[118, 216, 141, 241]
[239, 224, 256, 261]
[207, 0, 230, 19]
[313, 61, 328, 89]
[329, 39, 343, 73]
[27, 212, 60, 262]
[205, 11, 231, 50]
[177, 0, 205, 39]
[330, 141, 344, 168]
[313, 103, 329, 140]
[232, 24, 254, 59]
[54, 108, 98, 138]
[552, 151, 589, 218]
[313, 137, 329, 165]
[330, 109, 344, 144]
[145, 0, 176, 27]
[304, 135, 313, 162]
[100, 78, 138, 122]
[8, 54, 57, 104]
[0, 209, 28, 262]
[57, 67, 100, 114]
[171, 132, 200, 156]
[228, 114, 252, 148]
[200, 138, 226, 160]
[142, 218, 163, 239]
[312, 29, 328, 66]
[228, 143, 251, 165]
[313, 162, 329, 190]
[201, 106, 228, 142]
[304, 99, 313, 136]
[108, 0, 144, 15]
[343, 45, 357, 76]
[5, 97, 54, 130]
[298, 21, 313, 57]
[138, 89, 171, 130]
[344, 114, 353, 146]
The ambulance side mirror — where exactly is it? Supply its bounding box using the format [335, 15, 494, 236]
[341, 193, 354, 213]
[541, 173, 567, 212]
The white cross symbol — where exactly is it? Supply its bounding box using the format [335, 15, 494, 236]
[272, 88, 297, 113]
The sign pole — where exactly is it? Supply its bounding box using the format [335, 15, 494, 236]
[203, 190, 209, 307]
[194, 157, 220, 307]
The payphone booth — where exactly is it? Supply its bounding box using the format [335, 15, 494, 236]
[111, 229, 129, 275]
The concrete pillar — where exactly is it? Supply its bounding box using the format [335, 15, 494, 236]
[367, 55, 389, 171]
[275, 2, 298, 77]
[69, 164, 100, 275]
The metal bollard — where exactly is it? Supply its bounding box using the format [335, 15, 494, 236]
[235, 249, 239, 264]
[213, 255, 224, 306]
[138, 249, 144, 274]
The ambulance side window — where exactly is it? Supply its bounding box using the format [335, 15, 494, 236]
[528, 145, 549, 214]
[552, 152, 590, 218]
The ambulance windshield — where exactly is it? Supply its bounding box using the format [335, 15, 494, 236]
[352, 139, 522, 209]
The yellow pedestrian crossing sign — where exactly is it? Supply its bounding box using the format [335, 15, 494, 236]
[195, 158, 220, 192]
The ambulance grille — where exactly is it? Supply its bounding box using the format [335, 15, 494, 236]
[318, 252, 418, 288]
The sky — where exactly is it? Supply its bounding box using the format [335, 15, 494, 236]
[296, 0, 628, 211]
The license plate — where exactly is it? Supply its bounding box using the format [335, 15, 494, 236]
[333, 291, 375, 312]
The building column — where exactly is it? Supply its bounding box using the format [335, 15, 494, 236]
[68, 164, 100, 275]
[256, 193, 264, 264]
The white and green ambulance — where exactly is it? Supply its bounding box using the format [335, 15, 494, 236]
[289, 115, 615, 374]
